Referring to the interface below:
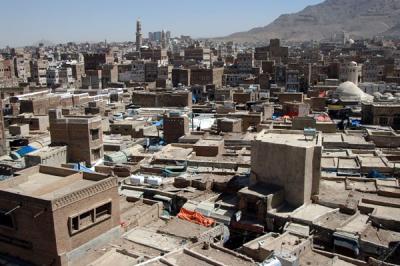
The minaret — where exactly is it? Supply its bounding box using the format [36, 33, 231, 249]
[136, 19, 142, 52]
[161, 29, 166, 49]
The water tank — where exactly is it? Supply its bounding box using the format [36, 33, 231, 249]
[104, 151, 128, 163]
[373, 92, 382, 99]
[130, 175, 144, 185]
[384, 92, 394, 101]
[146, 176, 162, 186]
[169, 111, 181, 117]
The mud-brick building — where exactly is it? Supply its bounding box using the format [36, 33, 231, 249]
[0, 165, 120, 266]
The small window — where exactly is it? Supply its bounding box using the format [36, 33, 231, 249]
[92, 148, 101, 160]
[79, 210, 94, 228]
[379, 117, 389, 126]
[68, 201, 112, 235]
[69, 209, 94, 234]
[0, 210, 14, 229]
[90, 128, 100, 140]
[72, 216, 79, 231]
[95, 202, 111, 221]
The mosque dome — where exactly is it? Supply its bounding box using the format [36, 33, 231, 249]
[335, 81, 373, 102]
[349, 61, 358, 67]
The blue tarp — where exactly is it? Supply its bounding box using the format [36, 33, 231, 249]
[152, 120, 163, 127]
[351, 119, 361, 127]
[16, 145, 37, 157]
[70, 164, 94, 173]
[367, 170, 388, 179]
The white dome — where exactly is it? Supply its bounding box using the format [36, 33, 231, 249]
[335, 81, 373, 102]
[336, 81, 362, 96]
[349, 61, 358, 67]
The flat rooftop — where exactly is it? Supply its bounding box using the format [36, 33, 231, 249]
[153, 145, 193, 161]
[140, 243, 256, 266]
[0, 165, 111, 200]
[53, 115, 102, 124]
[338, 213, 370, 234]
[111, 120, 147, 126]
[256, 130, 322, 148]
[194, 139, 223, 147]
[291, 204, 336, 224]
[87, 248, 143, 266]
[298, 248, 360, 266]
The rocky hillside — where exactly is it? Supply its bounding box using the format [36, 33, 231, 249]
[218, 0, 400, 42]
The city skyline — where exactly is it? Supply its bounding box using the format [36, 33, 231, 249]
[1, 0, 323, 48]
[2, 1, 400, 265]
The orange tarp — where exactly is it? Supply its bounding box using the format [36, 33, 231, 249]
[177, 208, 215, 227]
[316, 113, 331, 122]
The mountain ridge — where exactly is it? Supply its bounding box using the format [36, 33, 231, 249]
[216, 0, 400, 42]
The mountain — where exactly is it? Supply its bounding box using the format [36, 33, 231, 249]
[217, 0, 400, 42]
[382, 23, 400, 38]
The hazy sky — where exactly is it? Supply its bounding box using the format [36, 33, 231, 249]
[1, 0, 324, 47]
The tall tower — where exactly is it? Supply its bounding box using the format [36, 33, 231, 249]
[344, 61, 361, 85]
[136, 19, 142, 52]
[0, 100, 6, 156]
[161, 29, 166, 49]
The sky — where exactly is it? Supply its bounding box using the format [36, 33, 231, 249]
[0, 0, 324, 48]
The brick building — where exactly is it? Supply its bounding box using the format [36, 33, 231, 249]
[30, 58, 48, 87]
[254, 39, 288, 64]
[0, 165, 120, 266]
[236, 52, 254, 73]
[158, 65, 173, 80]
[277, 92, 304, 104]
[13, 54, 31, 83]
[132, 91, 192, 108]
[49, 113, 104, 166]
[254, 46, 269, 61]
[224, 112, 263, 132]
[101, 64, 118, 87]
[82, 70, 102, 89]
[145, 61, 158, 82]
[140, 48, 168, 64]
[362, 102, 400, 129]
[251, 131, 322, 207]
[286, 70, 300, 92]
[282, 101, 310, 117]
[83, 53, 113, 71]
[19, 94, 67, 116]
[233, 89, 258, 104]
[184, 46, 211, 67]
[190, 68, 223, 88]
[163, 112, 189, 143]
[0, 58, 16, 87]
[172, 68, 190, 87]
[268, 39, 288, 63]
